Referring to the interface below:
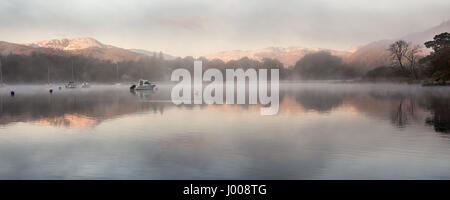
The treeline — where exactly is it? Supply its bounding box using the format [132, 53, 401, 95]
[0, 51, 362, 83]
[290, 51, 359, 80]
[0, 53, 288, 83]
[0, 52, 196, 83]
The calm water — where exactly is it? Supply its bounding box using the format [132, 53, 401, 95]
[0, 83, 450, 179]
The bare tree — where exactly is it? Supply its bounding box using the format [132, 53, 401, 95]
[388, 40, 421, 79]
[405, 45, 421, 79]
[388, 40, 409, 72]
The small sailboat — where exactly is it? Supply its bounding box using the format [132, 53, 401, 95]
[81, 82, 90, 88]
[65, 81, 77, 88]
[113, 63, 122, 86]
[65, 61, 77, 88]
[47, 65, 54, 92]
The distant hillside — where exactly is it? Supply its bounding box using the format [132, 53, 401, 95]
[25, 37, 107, 50]
[0, 37, 173, 63]
[205, 47, 351, 68]
[346, 20, 450, 71]
[403, 20, 450, 44]
[129, 49, 177, 60]
[0, 41, 55, 55]
[345, 40, 392, 70]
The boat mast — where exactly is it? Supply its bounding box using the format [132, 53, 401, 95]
[116, 63, 119, 82]
[47, 65, 50, 85]
[71, 60, 74, 81]
[0, 59, 3, 85]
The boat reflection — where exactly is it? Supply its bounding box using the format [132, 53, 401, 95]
[0, 84, 449, 133]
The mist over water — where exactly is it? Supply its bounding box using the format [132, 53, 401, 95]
[0, 83, 450, 179]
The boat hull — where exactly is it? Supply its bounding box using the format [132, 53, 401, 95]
[135, 85, 155, 90]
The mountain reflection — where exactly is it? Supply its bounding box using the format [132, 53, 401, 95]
[0, 86, 168, 128]
[0, 84, 449, 133]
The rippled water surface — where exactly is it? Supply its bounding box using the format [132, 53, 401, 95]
[0, 83, 450, 179]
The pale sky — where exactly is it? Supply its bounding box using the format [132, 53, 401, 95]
[0, 0, 449, 57]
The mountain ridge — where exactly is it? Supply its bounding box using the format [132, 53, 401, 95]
[0, 37, 174, 63]
[205, 20, 450, 70]
[346, 20, 450, 71]
[205, 46, 351, 68]
[25, 37, 108, 51]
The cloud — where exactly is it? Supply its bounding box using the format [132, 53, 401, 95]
[157, 16, 208, 31]
[0, 0, 449, 56]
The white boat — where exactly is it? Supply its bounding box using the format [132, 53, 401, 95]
[65, 81, 77, 89]
[81, 82, 90, 88]
[135, 79, 156, 90]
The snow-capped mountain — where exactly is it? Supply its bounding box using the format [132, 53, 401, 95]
[22, 37, 145, 62]
[25, 37, 108, 51]
[0, 37, 174, 63]
[205, 47, 351, 68]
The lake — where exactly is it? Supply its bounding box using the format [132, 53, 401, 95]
[0, 83, 449, 179]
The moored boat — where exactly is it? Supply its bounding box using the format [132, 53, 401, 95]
[81, 82, 90, 88]
[134, 79, 156, 90]
[65, 81, 77, 89]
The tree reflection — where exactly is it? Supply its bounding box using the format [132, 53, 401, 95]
[390, 97, 417, 128]
[293, 90, 343, 112]
[424, 96, 450, 133]
[1, 85, 450, 134]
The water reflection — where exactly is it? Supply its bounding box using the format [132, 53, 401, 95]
[1, 83, 450, 179]
[423, 94, 450, 133]
[292, 89, 343, 113]
[0, 86, 168, 128]
[0, 84, 449, 133]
